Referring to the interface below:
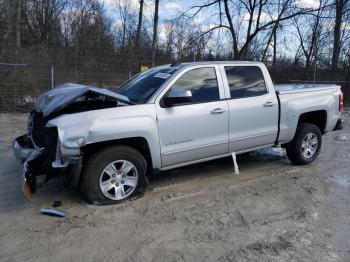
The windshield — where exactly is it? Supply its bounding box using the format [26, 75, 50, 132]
[117, 67, 177, 103]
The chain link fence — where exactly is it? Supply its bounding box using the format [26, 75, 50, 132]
[0, 41, 175, 112]
[1, 41, 349, 113]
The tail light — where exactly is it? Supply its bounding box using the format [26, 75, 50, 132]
[339, 93, 343, 112]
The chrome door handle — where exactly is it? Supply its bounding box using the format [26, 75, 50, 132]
[210, 108, 226, 114]
[263, 102, 276, 107]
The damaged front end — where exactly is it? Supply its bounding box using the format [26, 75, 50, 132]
[13, 83, 134, 197]
[13, 113, 76, 198]
[13, 83, 132, 198]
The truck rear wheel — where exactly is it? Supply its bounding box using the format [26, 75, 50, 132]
[286, 123, 322, 165]
[82, 145, 147, 205]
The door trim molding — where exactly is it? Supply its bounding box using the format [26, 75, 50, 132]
[160, 143, 276, 170]
[229, 131, 276, 143]
[162, 140, 228, 156]
[161, 152, 232, 170]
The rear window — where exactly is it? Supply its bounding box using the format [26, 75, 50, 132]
[224, 66, 267, 99]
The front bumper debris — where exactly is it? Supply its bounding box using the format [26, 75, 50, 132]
[23, 148, 45, 197]
[13, 134, 83, 198]
[13, 135, 45, 198]
[13, 135, 36, 161]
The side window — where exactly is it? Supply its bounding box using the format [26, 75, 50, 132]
[224, 66, 267, 99]
[170, 67, 220, 103]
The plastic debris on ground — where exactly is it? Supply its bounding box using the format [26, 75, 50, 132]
[52, 200, 62, 208]
[40, 208, 66, 217]
[335, 135, 347, 141]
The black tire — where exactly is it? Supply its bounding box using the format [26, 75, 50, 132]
[286, 123, 322, 165]
[82, 145, 147, 205]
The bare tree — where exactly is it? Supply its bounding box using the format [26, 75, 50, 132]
[115, 0, 135, 49]
[331, 0, 349, 69]
[294, 10, 320, 73]
[162, 21, 177, 55]
[2, 0, 350, 114]
[15, 0, 21, 50]
[23, 0, 68, 43]
[181, 0, 316, 60]
[222, 0, 239, 58]
[135, 0, 144, 51]
[261, 0, 282, 64]
[0, 0, 23, 58]
[151, 0, 159, 67]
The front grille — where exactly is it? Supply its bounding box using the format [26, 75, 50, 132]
[31, 112, 47, 147]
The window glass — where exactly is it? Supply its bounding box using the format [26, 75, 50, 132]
[117, 67, 177, 104]
[224, 66, 267, 99]
[170, 67, 220, 103]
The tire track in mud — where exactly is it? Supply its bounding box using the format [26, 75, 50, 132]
[102, 165, 323, 261]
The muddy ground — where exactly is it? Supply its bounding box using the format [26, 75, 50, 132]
[0, 111, 349, 262]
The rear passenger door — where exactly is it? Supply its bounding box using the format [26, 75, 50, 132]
[220, 65, 279, 152]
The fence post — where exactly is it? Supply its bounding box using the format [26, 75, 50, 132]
[51, 65, 54, 89]
[313, 59, 317, 82]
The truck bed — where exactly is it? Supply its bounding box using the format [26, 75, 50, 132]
[275, 82, 342, 145]
[275, 83, 340, 94]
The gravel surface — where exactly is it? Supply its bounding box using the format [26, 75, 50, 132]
[0, 111, 349, 262]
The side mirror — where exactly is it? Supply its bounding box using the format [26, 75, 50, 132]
[163, 90, 192, 107]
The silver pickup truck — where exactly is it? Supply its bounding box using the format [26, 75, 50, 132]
[13, 61, 344, 204]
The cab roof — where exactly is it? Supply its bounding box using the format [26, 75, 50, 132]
[169, 60, 265, 69]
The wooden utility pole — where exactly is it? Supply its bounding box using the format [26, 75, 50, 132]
[136, 0, 144, 46]
[332, 0, 348, 70]
[135, 0, 144, 68]
[151, 0, 159, 67]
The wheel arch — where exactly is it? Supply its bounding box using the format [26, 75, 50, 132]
[82, 137, 154, 175]
[297, 110, 327, 134]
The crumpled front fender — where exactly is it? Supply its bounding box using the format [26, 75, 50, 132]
[45, 105, 162, 169]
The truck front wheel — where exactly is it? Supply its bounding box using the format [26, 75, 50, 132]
[82, 145, 147, 205]
[286, 123, 322, 165]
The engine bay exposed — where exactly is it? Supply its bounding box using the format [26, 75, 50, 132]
[33, 82, 133, 117]
[48, 91, 124, 118]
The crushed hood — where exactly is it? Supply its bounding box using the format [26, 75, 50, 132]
[35, 83, 133, 117]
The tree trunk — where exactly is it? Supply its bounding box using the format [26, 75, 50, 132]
[15, 0, 21, 58]
[331, 0, 345, 70]
[151, 0, 159, 67]
[261, 23, 278, 62]
[305, 53, 312, 79]
[135, 0, 144, 49]
[273, 29, 277, 66]
[135, 0, 144, 68]
[223, 0, 239, 59]
[293, 54, 299, 68]
[244, 0, 256, 59]
[15, 0, 21, 48]
[122, 23, 126, 49]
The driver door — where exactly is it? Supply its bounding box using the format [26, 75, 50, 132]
[156, 66, 229, 168]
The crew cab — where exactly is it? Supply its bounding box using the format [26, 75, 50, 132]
[13, 61, 344, 204]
